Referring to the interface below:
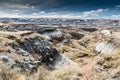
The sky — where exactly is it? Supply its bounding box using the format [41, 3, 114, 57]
[0, 0, 120, 18]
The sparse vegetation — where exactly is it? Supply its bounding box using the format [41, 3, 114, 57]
[0, 66, 80, 80]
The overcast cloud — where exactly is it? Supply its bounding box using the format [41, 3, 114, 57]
[0, 0, 119, 18]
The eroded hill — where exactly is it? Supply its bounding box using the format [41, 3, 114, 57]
[0, 24, 120, 80]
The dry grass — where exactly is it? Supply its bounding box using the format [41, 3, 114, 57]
[45, 66, 80, 80]
[0, 66, 49, 80]
[0, 69, 25, 80]
[0, 66, 80, 80]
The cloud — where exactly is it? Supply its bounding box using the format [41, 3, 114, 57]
[0, 11, 21, 18]
[115, 5, 120, 8]
[0, 3, 35, 10]
[0, 8, 117, 19]
[115, 5, 120, 10]
[7, 4, 35, 9]
[0, 0, 61, 9]
[82, 9, 105, 18]
[0, 11, 75, 18]
[34, 9, 106, 19]
[111, 15, 120, 18]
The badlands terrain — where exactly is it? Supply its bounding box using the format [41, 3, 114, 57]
[0, 20, 120, 80]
